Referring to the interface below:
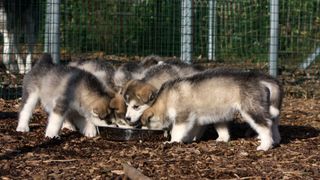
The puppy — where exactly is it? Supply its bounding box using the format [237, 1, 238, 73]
[16, 54, 114, 137]
[113, 55, 162, 88]
[68, 58, 134, 128]
[68, 59, 116, 90]
[122, 62, 202, 125]
[141, 69, 283, 151]
[107, 55, 163, 126]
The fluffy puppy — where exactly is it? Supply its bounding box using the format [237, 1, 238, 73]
[113, 55, 162, 88]
[141, 69, 283, 151]
[68, 59, 116, 90]
[122, 62, 203, 125]
[16, 54, 114, 137]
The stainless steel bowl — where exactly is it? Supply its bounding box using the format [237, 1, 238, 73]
[98, 126, 167, 141]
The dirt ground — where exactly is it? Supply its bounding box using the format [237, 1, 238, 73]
[0, 60, 320, 179]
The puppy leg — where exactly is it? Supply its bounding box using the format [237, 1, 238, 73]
[269, 105, 281, 144]
[61, 111, 79, 131]
[170, 123, 190, 143]
[81, 120, 98, 137]
[215, 123, 230, 142]
[189, 125, 207, 141]
[45, 112, 65, 138]
[241, 111, 273, 151]
[271, 116, 281, 145]
[71, 114, 97, 137]
[45, 98, 68, 138]
[16, 92, 39, 132]
[170, 113, 196, 143]
[61, 119, 77, 131]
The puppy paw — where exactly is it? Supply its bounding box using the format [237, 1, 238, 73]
[19, 68, 26, 74]
[164, 139, 181, 144]
[106, 124, 118, 128]
[216, 136, 230, 142]
[45, 129, 60, 138]
[163, 141, 173, 145]
[256, 144, 272, 151]
[61, 121, 76, 131]
[16, 125, 30, 132]
[83, 126, 97, 137]
[45, 132, 60, 139]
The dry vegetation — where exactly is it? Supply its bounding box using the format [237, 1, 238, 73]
[0, 60, 319, 179]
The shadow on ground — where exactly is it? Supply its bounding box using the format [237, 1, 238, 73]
[0, 132, 81, 161]
[201, 122, 319, 144]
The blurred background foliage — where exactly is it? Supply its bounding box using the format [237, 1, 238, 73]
[59, 0, 319, 66]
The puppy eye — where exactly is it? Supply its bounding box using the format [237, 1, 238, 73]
[133, 105, 139, 110]
[113, 108, 119, 111]
[92, 110, 99, 117]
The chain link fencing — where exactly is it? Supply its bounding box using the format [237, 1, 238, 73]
[1, 0, 319, 99]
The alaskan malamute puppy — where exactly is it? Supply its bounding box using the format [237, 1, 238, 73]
[68, 59, 135, 128]
[140, 69, 283, 151]
[122, 62, 203, 125]
[110, 55, 163, 125]
[68, 59, 116, 90]
[68, 59, 127, 126]
[16, 54, 115, 137]
[113, 55, 162, 88]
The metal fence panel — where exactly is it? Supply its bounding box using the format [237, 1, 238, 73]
[0, 0, 319, 99]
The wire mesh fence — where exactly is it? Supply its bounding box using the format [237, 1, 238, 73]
[59, 0, 319, 64]
[0, 0, 320, 99]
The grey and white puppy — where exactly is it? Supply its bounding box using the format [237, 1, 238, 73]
[68, 59, 130, 128]
[141, 69, 283, 151]
[109, 55, 163, 126]
[113, 55, 162, 88]
[68, 59, 116, 90]
[122, 61, 203, 125]
[16, 54, 114, 138]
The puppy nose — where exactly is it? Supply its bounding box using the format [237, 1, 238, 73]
[125, 117, 131, 122]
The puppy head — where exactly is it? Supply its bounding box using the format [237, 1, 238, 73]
[122, 80, 158, 124]
[123, 80, 157, 104]
[90, 96, 113, 124]
[109, 93, 126, 120]
[140, 55, 162, 68]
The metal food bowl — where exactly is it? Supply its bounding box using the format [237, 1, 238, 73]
[98, 126, 168, 141]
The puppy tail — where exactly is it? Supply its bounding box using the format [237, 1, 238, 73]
[260, 79, 283, 118]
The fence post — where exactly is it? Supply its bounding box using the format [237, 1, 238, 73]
[299, 47, 320, 69]
[44, 1, 50, 53]
[208, 0, 217, 61]
[269, 0, 279, 77]
[44, 0, 60, 64]
[180, 0, 193, 63]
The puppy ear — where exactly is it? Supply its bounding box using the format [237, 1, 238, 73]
[141, 108, 154, 126]
[137, 84, 157, 103]
[92, 108, 99, 116]
[109, 98, 117, 109]
[117, 87, 124, 95]
[122, 80, 136, 93]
